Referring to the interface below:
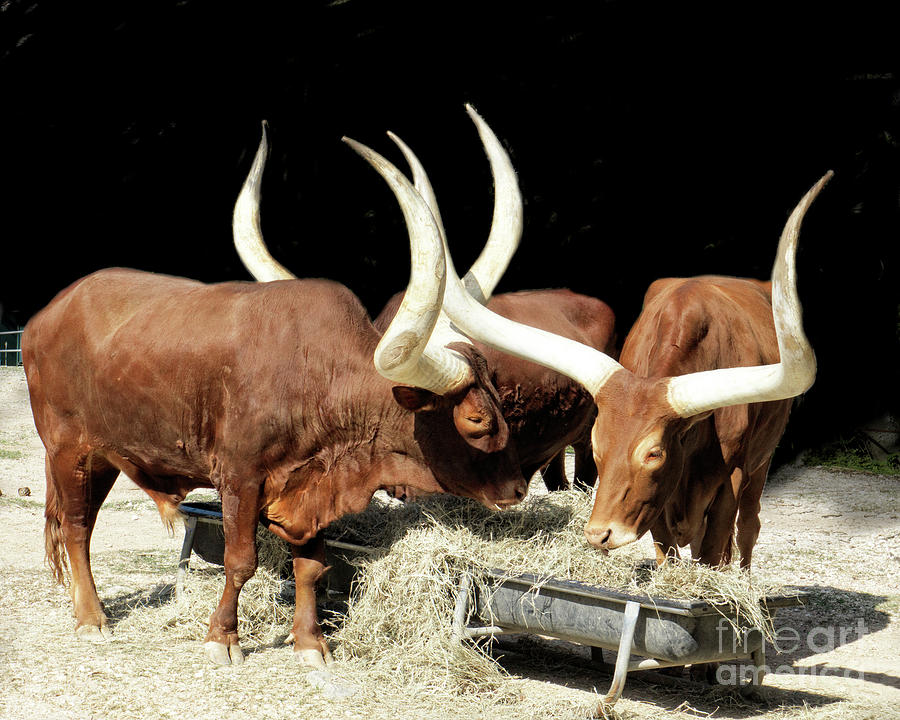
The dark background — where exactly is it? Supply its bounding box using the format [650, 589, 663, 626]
[2, 1, 898, 461]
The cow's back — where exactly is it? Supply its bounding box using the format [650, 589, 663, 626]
[486, 288, 617, 357]
[24, 268, 379, 477]
[622, 274, 791, 474]
[623, 276, 777, 378]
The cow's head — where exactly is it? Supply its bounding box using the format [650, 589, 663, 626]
[432, 170, 831, 549]
[232, 110, 527, 509]
[388, 339, 522, 507]
[578, 373, 696, 547]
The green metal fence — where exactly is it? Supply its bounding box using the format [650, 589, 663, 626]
[0, 329, 23, 366]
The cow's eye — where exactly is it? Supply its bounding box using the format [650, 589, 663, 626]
[466, 416, 483, 424]
[645, 447, 664, 462]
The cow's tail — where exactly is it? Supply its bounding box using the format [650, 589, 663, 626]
[44, 456, 69, 586]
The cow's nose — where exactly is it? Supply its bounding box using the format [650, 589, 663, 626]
[584, 522, 639, 550]
[584, 525, 612, 548]
[495, 485, 525, 509]
[493, 478, 527, 509]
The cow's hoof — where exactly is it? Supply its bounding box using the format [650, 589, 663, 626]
[229, 643, 245, 665]
[295, 648, 331, 668]
[204, 640, 244, 666]
[75, 624, 111, 643]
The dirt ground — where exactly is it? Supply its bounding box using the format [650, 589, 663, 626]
[1, 365, 898, 720]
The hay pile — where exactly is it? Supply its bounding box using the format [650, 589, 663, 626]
[119, 488, 781, 709]
[322, 490, 782, 696]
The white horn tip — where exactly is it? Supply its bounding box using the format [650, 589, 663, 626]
[341, 136, 367, 156]
[257, 120, 269, 151]
[385, 130, 407, 153]
[808, 170, 834, 198]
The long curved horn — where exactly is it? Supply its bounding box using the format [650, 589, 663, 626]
[232, 121, 295, 281]
[237, 107, 523, 303]
[407, 168, 623, 395]
[343, 137, 473, 394]
[385, 131, 451, 263]
[386, 104, 523, 305]
[236, 124, 472, 392]
[381, 114, 624, 395]
[462, 103, 524, 304]
[440, 244, 626, 395]
[664, 171, 831, 417]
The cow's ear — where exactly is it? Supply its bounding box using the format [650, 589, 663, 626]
[392, 386, 439, 412]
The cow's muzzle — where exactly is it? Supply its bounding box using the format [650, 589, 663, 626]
[584, 522, 638, 550]
[484, 479, 527, 510]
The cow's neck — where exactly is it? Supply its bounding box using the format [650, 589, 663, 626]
[261, 370, 439, 545]
[301, 365, 437, 483]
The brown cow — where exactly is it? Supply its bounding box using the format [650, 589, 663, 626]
[418, 169, 831, 569]
[613, 275, 792, 567]
[376, 289, 616, 492]
[240, 108, 617, 493]
[23, 140, 526, 669]
[444, 289, 617, 491]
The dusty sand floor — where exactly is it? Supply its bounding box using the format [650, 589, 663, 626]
[1, 366, 898, 719]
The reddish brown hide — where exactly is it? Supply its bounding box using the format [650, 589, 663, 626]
[587, 276, 790, 568]
[376, 287, 617, 496]
[23, 269, 524, 666]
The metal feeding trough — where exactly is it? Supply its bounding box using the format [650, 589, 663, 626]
[452, 569, 803, 704]
[176, 501, 802, 706]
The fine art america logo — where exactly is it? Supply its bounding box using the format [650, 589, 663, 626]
[715, 617, 868, 684]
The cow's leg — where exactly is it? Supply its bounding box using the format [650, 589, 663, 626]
[650, 517, 680, 566]
[572, 438, 598, 492]
[735, 461, 769, 570]
[717, 467, 747, 567]
[540, 451, 569, 491]
[688, 478, 735, 687]
[695, 476, 738, 567]
[289, 532, 333, 667]
[689, 516, 708, 560]
[45, 448, 119, 641]
[204, 487, 259, 665]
